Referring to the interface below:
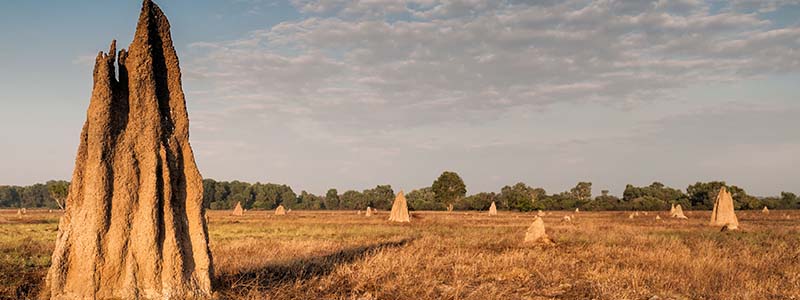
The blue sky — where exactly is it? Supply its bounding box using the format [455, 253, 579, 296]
[1, 0, 799, 197]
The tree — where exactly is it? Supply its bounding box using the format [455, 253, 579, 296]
[293, 191, 323, 209]
[623, 182, 689, 208]
[0, 186, 21, 208]
[536, 192, 578, 210]
[279, 188, 297, 208]
[20, 183, 54, 208]
[781, 192, 799, 209]
[211, 182, 231, 209]
[497, 183, 535, 211]
[324, 188, 340, 210]
[431, 171, 467, 207]
[457, 192, 495, 210]
[250, 183, 270, 209]
[686, 181, 726, 209]
[363, 185, 394, 210]
[629, 196, 668, 211]
[202, 179, 218, 208]
[530, 188, 546, 206]
[686, 181, 756, 210]
[228, 181, 253, 208]
[585, 193, 622, 211]
[339, 190, 365, 209]
[250, 183, 295, 209]
[738, 193, 763, 210]
[46, 180, 70, 210]
[406, 187, 441, 210]
[570, 182, 592, 201]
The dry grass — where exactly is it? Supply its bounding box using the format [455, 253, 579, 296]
[1, 209, 799, 299]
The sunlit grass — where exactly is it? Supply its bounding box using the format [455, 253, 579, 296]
[1, 209, 799, 299]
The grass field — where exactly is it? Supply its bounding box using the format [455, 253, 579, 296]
[1, 209, 799, 299]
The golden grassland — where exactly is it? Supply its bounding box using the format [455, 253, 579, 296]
[1, 209, 799, 300]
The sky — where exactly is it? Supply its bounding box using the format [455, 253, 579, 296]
[0, 0, 799, 197]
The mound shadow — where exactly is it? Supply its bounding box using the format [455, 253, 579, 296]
[214, 238, 414, 292]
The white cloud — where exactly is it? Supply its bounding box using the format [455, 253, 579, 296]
[728, 0, 800, 13]
[71, 54, 97, 65]
[182, 0, 800, 194]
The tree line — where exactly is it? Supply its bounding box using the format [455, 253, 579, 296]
[1, 172, 797, 211]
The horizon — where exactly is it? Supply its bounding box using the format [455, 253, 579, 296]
[1, 0, 799, 196]
[0, 175, 795, 199]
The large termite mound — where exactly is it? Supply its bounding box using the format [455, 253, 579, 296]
[44, 1, 213, 299]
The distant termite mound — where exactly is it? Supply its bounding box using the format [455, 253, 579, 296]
[671, 204, 688, 219]
[232, 201, 244, 216]
[709, 187, 739, 230]
[389, 191, 410, 222]
[44, 1, 213, 299]
[524, 216, 553, 245]
[488, 201, 497, 215]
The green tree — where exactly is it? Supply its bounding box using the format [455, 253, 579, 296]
[530, 188, 546, 203]
[781, 192, 798, 209]
[293, 191, 323, 209]
[202, 179, 218, 208]
[431, 171, 467, 207]
[629, 196, 668, 211]
[46, 180, 70, 210]
[339, 190, 364, 209]
[536, 192, 579, 210]
[249, 183, 269, 209]
[324, 188, 340, 210]
[687, 181, 727, 209]
[363, 185, 394, 210]
[20, 183, 54, 208]
[497, 183, 535, 211]
[623, 182, 689, 208]
[228, 181, 253, 208]
[570, 182, 592, 201]
[686, 181, 752, 210]
[211, 182, 232, 209]
[229, 193, 249, 209]
[406, 187, 441, 210]
[585, 193, 622, 211]
[0, 186, 21, 208]
[457, 192, 495, 210]
[686, 181, 764, 209]
[279, 188, 297, 207]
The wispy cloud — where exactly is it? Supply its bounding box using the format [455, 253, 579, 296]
[180, 0, 800, 194]
[71, 54, 97, 65]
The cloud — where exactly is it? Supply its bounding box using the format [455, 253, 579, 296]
[71, 54, 97, 65]
[728, 0, 800, 13]
[186, 0, 798, 128]
[181, 0, 800, 194]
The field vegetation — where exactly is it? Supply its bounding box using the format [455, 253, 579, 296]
[2, 209, 799, 299]
[2, 175, 798, 213]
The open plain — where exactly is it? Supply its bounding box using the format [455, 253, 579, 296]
[2, 209, 798, 300]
